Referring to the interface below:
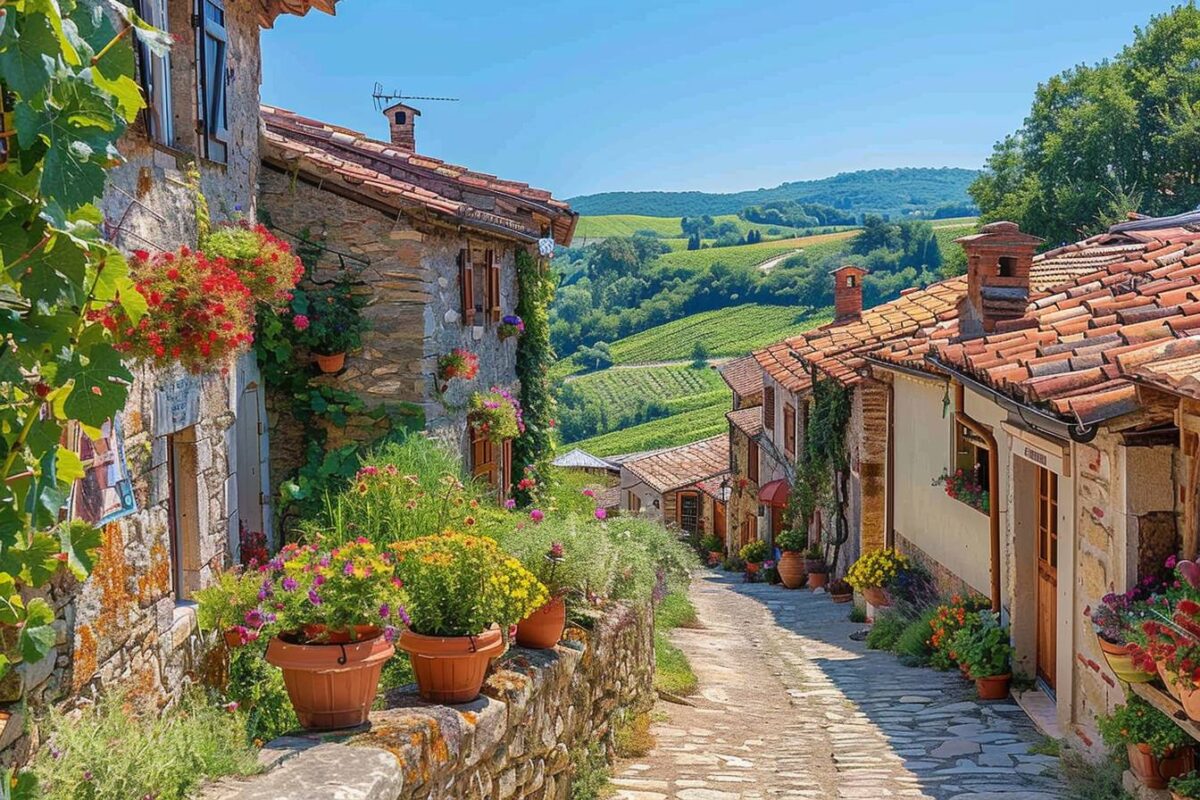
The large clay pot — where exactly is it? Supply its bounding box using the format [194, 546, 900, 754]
[1097, 635, 1155, 684]
[975, 673, 1011, 700]
[1127, 742, 1195, 790]
[516, 597, 566, 649]
[807, 571, 829, 590]
[314, 352, 346, 373]
[265, 631, 394, 730]
[399, 625, 505, 704]
[863, 587, 891, 608]
[1179, 680, 1200, 723]
[778, 552, 806, 589]
[1159, 661, 1184, 701]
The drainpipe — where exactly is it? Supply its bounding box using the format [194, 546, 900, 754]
[885, 381, 895, 549]
[953, 380, 1002, 613]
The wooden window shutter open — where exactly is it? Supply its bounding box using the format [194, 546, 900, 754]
[459, 249, 475, 326]
[764, 385, 775, 431]
[487, 249, 501, 322]
[502, 439, 513, 498]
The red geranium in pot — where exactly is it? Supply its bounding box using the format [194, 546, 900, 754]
[1098, 695, 1194, 790]
[226, 540, 402, 730]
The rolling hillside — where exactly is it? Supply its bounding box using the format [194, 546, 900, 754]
[606, 305, 831, 363]
[573, 213, 831, 243]
[568, 167, 980, 218]
[571, 399, 731, 458]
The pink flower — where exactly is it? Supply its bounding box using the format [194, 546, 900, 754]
[530, 509, 544, 523]
[594, 507, 607, 521]
[292, 314, 310, 331]
[504, 499, 516, 510]
[582, 489, 595, 498]
[223, 701, 240, 713]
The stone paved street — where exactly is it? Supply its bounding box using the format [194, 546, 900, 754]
[611, 571, 1067, 800]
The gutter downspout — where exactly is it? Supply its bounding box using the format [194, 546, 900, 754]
[954, 380, 1002, 613]
[885, 380, 895, 549]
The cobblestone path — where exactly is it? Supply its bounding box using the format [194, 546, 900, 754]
[611, 571, 1066, 800]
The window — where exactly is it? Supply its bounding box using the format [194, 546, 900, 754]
[747, 437, 759, 484]
[998, 256, 1017, 277]
[784, 402, 796, 457]
[763, 385, 775, 431]
[199, 0, 229, 163]
[458, 249, 476, 325]
[394, 111, 407, 125]
[627, 491, 642, 513]
[137, 0, 173, 145]
[740, 516, 756, 548]
[485, 249, 501, 322]
[846, 275, 857, 287]
[677, 491, 701, 535]
[166, 427, 201, 600]
[950, 422, 990, 514]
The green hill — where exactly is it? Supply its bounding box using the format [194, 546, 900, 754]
[573, 213, 826, 243]
[572, 398, 731, 457]
[568, 167, 980, 218]
[608, 305, 832, 363]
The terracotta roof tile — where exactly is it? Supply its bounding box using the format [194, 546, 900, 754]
[256, 0, 339, 28]
[1132, 338, 1200, 399]
[718, 357, 763, 404]
[726, 407, 763, 438]
[621, 436, 730, 495]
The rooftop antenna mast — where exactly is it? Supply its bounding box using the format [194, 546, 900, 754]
[372, 82, 460, 109]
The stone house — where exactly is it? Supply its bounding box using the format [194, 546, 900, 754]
[865, 217, 1200, 748]
[0, 0, 342, 762]
[257, 104, 576, 497]
[619, 436, 729, 539]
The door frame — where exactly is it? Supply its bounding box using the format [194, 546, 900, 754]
[1035, 465, 1058, 693]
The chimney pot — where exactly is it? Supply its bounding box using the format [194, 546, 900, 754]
[382, 101, 420, 151]
[955, 221, 1043, 336]
[831, 265, 868, 323]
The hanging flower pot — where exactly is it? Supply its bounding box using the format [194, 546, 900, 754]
[974, 673, 1011, 700]
[314, 351, 346, 374]
[777, 552, 806, 589]
[516, 596, 567, 649]
[1096, 635, 1156, 684]
[399, 626, 505, 703]
[265, 630, 394, 730]
[1127, 743, 1195, 790]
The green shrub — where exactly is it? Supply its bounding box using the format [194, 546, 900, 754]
[849, 605, 867, 623]
[739, 540, 768, 563]
[866, 612, 908, 650]
[226, 643, 298, 744]
[569, 740, 611, 800]
[1097, 694, 1189, 757]
[1171, 772, 1200, 799]
[33, 691, 260, 800]
[1061, 747, 1128, 800]
[657, 589, 698, 630]
[895, 607, 938, 666]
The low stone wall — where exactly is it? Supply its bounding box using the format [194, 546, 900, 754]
[205, 601, 654, 800]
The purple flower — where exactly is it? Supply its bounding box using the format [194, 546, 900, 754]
[530, 509, 544, 523]
[313, 574, 327, 587]
[319, 556, 331, 568]
[504, 499, 516, 510]
[549, 542, 564, 559]
[281, 576, 298, 592]
[83, 771, 94, 782]
[343, 560, 355, 576]
[384, 626, 398, 642]
[244, 609, 264, 628]
[397, 606, 411, 626]
[307, 589, 323, 606]
[379, 603, 391, 619]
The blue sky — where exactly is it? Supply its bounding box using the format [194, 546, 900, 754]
[262, 1, 1178, 199]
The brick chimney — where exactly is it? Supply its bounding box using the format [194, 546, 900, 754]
[831, 265, 868, 323]
[955, 221, 1043, 336]
[382, 102, 421, 151]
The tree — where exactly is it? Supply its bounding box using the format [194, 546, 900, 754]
[578, 341, 614, 372]
[691, 341, 710, 369]
[971, 5, 1200, 242]
[687, 233, 701, 250]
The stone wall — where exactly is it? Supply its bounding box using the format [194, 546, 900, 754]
[0, 5, 270, 764]
[727, 427, 761, 552]
[204, 602, 655, 800]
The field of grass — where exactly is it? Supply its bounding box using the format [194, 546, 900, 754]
[654, 588, 700, 697]
[572, 398, 730, 457]
[608, 304, 832, 363]
[574, 213, 820, 242]
[652, 243, 801, 271]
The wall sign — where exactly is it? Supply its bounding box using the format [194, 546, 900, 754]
[155, 373, 202, 436]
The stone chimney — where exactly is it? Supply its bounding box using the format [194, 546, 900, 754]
[955, 221, 1043, 337]
[831, 265, 868, 323]
[383, 102, 421, 151]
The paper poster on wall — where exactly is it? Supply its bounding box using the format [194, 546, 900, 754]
[154, 373, 202, 436]
[69, 416, 137, 526]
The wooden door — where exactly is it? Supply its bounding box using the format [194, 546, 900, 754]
[677, 492, 701, 535]
[1036, 466, 1058, 689]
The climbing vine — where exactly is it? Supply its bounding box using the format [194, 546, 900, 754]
[512, 248, 556, 506]
[786, 378, 852, 553]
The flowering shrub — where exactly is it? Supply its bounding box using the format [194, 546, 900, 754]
[469, 387, 525, 442]
[437, 348, 480, 386]
[739, 540, 768, 563]
[846, 548, 910, 591]
[499, 314, 525, 339]
[235, 539, 405, 644]
[238, 522, 269, 569]
[933, 468, 988, 512]
[202, 222, 304, 308]
[947, 611, 1011, 678]
[97, 247, 254, 372]
[194, 570, 262, 642]
[928, 594, 992, 670]
[392, 532, 547, 637]
[1097, 695, 1189, 757]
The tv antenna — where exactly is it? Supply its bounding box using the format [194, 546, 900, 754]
[372, 82, 460, 110]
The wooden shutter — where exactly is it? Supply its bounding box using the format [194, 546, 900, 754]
[784, 403, 796, 456]
[459, 249, 475, 326]
[199, 0, 229, 162]
[763, 386, 775, 431]
[748, 437, 760, 484]
[502, 439, 513, 498]
[486, 249, 501, 322]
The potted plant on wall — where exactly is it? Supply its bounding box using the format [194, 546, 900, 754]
[515, 541, 569, 649]
[436, 348, 480, 392]
[468, 387, 525, 443]
[498, 314, 525, 340]
[846, 549, 910, 608]
[393, 532, 547, 703]
[296, 278, 367, 374]
[739, 540, 768, 578]
[1091, 591, 1157, 684]
[950, 611, 1013, 700]
[776, 528, 807, 589]
[827, 578, 853, 603]
[226, 540, 401, 730]
[700, 534, 724, 567]
[1099, 695, 1195, 790]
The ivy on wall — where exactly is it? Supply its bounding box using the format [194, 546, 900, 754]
[787, 378, 852, 554]
[512, 248, 556, 506]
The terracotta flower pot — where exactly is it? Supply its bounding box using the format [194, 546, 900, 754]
[1127, 742, 1195, 790]
[1159, 661, 1184, 701]
[975, 673, 1011, 700]
[863, 587, 891, 608]
[1097, 635, 1156, 684]
[746, 562, 761, 577]
[807, 571, 829, 590]
[399, 625, 505, 704]
[314, 352, 346, 373]
[804, 558, 823, 573]
[301, 624, 381, 645]
[830, 592, 852, 604]
[264, 632, 394, 730]
[708, 551, 723, 566]
[1179, 680, 1200, 723]
[777, 552, 806, 589]
[516, 597, 566, 649]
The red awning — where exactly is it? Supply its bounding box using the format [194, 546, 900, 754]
[758, 479, 790, 508]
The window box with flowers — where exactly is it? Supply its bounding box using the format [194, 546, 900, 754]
[468, 387, 525, 443]
[933, 467, 989, 514]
